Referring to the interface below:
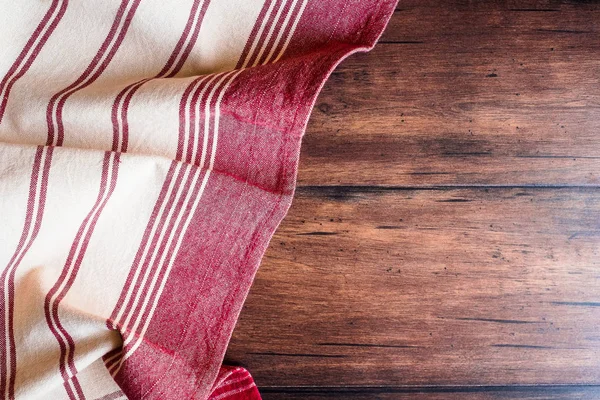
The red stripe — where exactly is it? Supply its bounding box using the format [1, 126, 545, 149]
[107, 76, 225, 343]
[107, 161, 178, 330]
[210, 376, 253, 398]
[96, 390, 125, 400]
[110, 78, 150, 152]
[208, 367, 259, 400]
[197, 73, 236, 168]
[102, 346, 122, 363]
[106, 75, 226, 371]
[43, 152, 110, 397]
[108, 163, 191, 337]
[176, 74, 218, 163]
[108, 74, 227, 347]
[115, 167, 208, 365]
[106, 0, 288, 377]
[235, 0, 275, 69]
[0, 146, 42, 398]
[44, 151, 120, 398]
[46, 0, 141, 147]
[101, 346, 123, 371]
[243, 0, 285, 68]
[187, 75, 218, 165]
[158, 0, 203, 77]
[188, 79, 206, 165]
[254, 0, 295, 66]
[191, 73, 232, 167]
[163, 0, 212, 78]
[111, 0, 212, 153]
[0, 146, 54, 400]
[0, 0, 68, 124]
[176, 79, 201, 161]
[61, 377, 79, 400]
[262, 0, 304, 65]
[118, 166, 204, 340]
[37, 1, 141, 396]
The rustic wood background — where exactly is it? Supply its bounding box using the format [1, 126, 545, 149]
[225, 0, 600, 398]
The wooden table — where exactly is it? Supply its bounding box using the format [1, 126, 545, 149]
[225, 1, 600, 398]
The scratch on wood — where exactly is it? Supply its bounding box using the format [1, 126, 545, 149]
[317, 342, 420, 349]
[379, 40, 425, 44]
[551, 301, 600, 307]
[454, 317, 540, 324]
[508, 9, 560, 12]
[259, 385, 600, 394]
[536, 29, 593, 34]
[492, 344, 553, 349]
[436, 199, 472, 203]
[248, 352, 346, 358]
[443, 152, 492, 157]
[410, 172, 452, 175]
[296, 232, 338, 236]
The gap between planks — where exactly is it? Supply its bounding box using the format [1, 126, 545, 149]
[296, 184, 600, 192]
[258, 383, 600, 394]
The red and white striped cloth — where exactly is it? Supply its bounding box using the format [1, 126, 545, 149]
[0, 0, 395, 398]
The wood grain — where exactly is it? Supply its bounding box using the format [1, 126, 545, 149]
[225, 0, 600, 398]
[226, 188, 600, 386]
[299, 1, 600, 186]
[259, 385, 600, 400]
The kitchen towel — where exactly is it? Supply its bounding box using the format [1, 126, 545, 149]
[0, 0, 396, 398]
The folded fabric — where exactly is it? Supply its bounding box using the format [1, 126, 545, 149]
[0, 0, 395, 398]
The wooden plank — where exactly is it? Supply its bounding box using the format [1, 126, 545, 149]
[259, 385, 600, 400]
[298, 1, 600, 186]
[225, 188, 600, 386]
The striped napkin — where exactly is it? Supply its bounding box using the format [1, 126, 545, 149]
[0, 0, 395, 398]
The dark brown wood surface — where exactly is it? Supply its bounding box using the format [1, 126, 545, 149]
[225, 1, 600, 398]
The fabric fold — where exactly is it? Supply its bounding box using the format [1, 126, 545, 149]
[0, 0, 396, 398]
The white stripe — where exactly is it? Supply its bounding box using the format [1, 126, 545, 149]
[273, 0, 308, 63]
[218, 374, 252, 389]
[120, 166, 203, 341]
[210, 71, 242, 170]
[113, 0, 207, 151]
[240, 0, 278, 69]
[211, 383, 256, 400]
[47, 153, 117, 378]
[0, 0, 64, 103]
[180, 76, 203, 164]
[199, 72, 235, 170]
[103, 349, 121, 368]
[110, 53, 214, 331]
[113, 78, 150, 152]
[162, 0, 206, 77]
[111, 71, 240, 377]
[263, 0, 300, 65]
[113, 164, 193, 336]
[104, 70, 220, 368]
[109, 76, 216, 354]
[50, 0, 137, 146]
[191, 73, 220, 164]
[111, 168, 210, 376]
[2, 146, 46, 399]
[111, 162, 183, 326]
[212, 368, 242, 388]
[251, 0, 287, 67]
